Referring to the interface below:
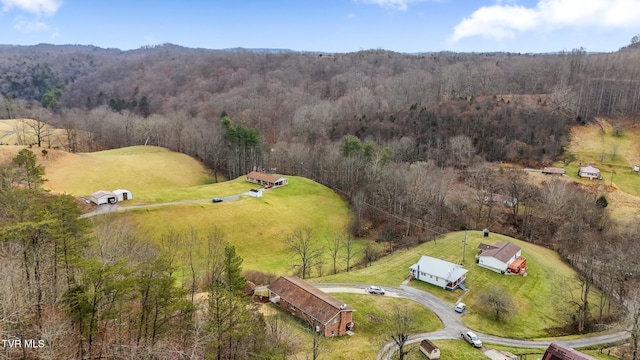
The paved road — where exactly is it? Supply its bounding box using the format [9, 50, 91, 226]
[313, 283, 631, 359]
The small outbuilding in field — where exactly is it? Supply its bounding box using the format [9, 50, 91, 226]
[89, 190, 117, 205]
[419, 339, 440, 359]
[113, 189, 132, 202]
[247, 189, 263, 198]
[578, 166, 601, 180]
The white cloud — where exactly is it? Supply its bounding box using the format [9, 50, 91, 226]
[1, 0, 62, 17]
[450, 0, 640, 43]
[13, 12, 58, 38]
[355, 0, 431, 11]
[13, 15, 48, 32]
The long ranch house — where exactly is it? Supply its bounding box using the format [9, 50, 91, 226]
[246, 171, 288, 187]
[267, 276, 354, 337]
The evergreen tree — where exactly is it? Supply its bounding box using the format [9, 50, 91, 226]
[224, 244, 246, 292]
[11, 148, 46, 189]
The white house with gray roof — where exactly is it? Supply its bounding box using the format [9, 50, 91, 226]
[409, 255, 468, 290]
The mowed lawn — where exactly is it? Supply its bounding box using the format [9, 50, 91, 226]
[125, 175, 353, 274]
[265, 293, 442, 360]
[317, 231, 612, 339]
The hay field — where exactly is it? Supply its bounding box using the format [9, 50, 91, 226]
[44, 145, 216, 197]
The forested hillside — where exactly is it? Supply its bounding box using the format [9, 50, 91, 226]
[1, 43, 640, 359]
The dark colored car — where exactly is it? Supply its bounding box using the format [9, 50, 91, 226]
[212, 198, 223, 203]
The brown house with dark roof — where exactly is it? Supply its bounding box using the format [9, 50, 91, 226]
[542, 342, 596, 360]
[267, 276, 354, 337]
[246, 171, 288, 187]
[477, 242, 527, 274]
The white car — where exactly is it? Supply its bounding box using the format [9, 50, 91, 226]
[461, 331, 482, 348]
[366, 286, 385, 295]
[455, 302, 466, 313]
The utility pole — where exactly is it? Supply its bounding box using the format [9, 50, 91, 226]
[462, 230, 467, 264]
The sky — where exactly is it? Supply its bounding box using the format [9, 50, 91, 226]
[1, 0, 639, 54]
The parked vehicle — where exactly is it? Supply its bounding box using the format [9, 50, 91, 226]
[461, 331, 482, 348]
[366, 286, 385, 295]
[455, 302, 466, 313]
[212, 198, 223, 203]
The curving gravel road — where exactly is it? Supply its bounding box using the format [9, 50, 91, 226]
[312, 283, 631, 359]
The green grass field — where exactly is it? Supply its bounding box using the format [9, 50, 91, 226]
[124, 175, 356, 275]
[317, 231, 614, 339]
[41, 145, 361, 276]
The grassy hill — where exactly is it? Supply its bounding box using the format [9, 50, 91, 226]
[317, 231, 612, 339]
[37, 145, 356, 274]
[44, 145, 217, 197]
[126, 175, 353, 274]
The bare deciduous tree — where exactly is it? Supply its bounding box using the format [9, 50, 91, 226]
[385, 307, 417, 360]
[479, 285, 515, 322]
[342, 233, 356, 272]
[328, 232, 343, 275]
[285, 227, 323, 279]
